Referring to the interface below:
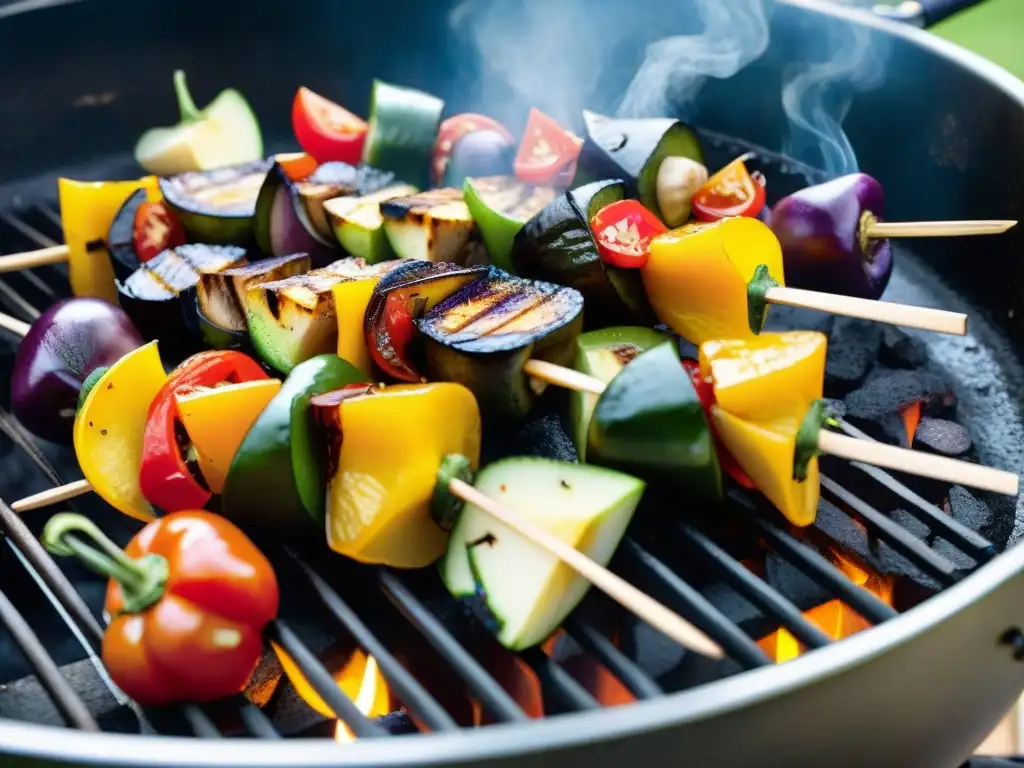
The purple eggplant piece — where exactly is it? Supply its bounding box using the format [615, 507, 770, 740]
[770, 172, 893, 300]
[11, 298, 144, 444]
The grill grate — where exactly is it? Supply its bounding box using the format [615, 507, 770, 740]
[0, 200, 996, 744]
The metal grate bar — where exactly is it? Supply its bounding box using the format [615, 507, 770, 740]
[265, 620, 388, 739]
[36, 205, 64, 233]
[378, 570, 529, 723]
[820, 475, 961, 585]
[676, 523, 833, 650]
[520, 648, 600, 711]
[836, 418, 994, 560]
[620, 540, 771, 668]
[179, 706, 223, 739]
[0, 276, 40, 319]
[749, 514, 898, 625]
[563, 617, 663, 700]
[0, 210, 60, 248]
[292, 557, 459, 732]
[233, 696, 280, 739]
[0, 586, 98, 731]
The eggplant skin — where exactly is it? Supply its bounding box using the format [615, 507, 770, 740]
[107, 188, 149, 282]
[160, 160, 271, 245]
[417, 270, 584, 422]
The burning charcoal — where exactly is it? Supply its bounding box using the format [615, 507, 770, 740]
[377, 710, 419, 735]
[931, 537, 976, 571]
[763, 304, 835, 335]
[764, 552, 831, 611]
[879, 326, 929, 369]
[945, 485, 993, 533]
[890, 509, 931, 540]
[824, 317, 882, 395]
[844, 369, 951, 422]
[914, 418, 972, 457]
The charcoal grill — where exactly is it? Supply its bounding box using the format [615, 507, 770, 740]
[0, 0, 1022, 766]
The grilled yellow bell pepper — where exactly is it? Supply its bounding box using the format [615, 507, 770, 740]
[711, 406, 820, 526]
[174, 379, 282, 494]
[58, 177, 161, 303]
[642, 217, 785, 345]
[325, 382, 481, 568]
[699, 331, 826, 422]
[74, 341, 166, 522]
[332, 277, 383, 377]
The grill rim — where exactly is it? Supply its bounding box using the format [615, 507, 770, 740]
[2, 542, 1023, 767]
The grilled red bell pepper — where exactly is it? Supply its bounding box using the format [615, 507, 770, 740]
[42, 510, 279, 707]
[139, 351, 268, 513]
[590, 199, 667, 269]
[682, 359, 756, 489]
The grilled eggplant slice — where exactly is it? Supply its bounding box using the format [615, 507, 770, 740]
[198, 252, 312, 333]
[463, 176, 558, 273]
[160, 160, 270, 245]
[417, 269, 584, 422]
[364, 260, 488, 381]
[381, 188, 481, 263]
[511, 179, 653, 327]
[246, 258, 396, 374]
[324, 183, 418, 263]
[573, 111, 704, 225]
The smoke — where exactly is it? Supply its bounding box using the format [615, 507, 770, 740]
[617, 0, 771, 119]
[780, 19, 889, 177]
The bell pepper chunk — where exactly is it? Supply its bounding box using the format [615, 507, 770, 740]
[699, 331, 827, 422]
[643, 217, 785, 345]
[324, 382, 481, 568]
[332, 276, 385, 377]
[74, 341, 166, 522]
[58, 177, 161, 302]
[710, 406, 820, 526]
[175, 379, 283, 494]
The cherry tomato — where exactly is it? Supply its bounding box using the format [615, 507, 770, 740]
[513, 108, 582, 185]
[589, 199, 667, 269]
[369, 291, 421, 382]
[292, 87, 368, 166]
[433, 113, 514, 186]
[133, 202, 186, 263]
[692, 154, 767, 222]
[681, 359, 756, 489]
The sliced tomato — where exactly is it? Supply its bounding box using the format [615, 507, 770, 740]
[514, 108, 582, 185]
[590, 199, 667, 269]
[133, 202, 186, 263]
[692, 153, 767, 222]
[433, 113, 514, 186]
[681, 359, 757, 489]
[368, 291, 421, 382]
[292, 87, 368, 166]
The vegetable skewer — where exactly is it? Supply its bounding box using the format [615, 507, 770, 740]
[864, 220, 1016, 238]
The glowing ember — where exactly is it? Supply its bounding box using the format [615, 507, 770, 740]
[758, 548, 895, 664]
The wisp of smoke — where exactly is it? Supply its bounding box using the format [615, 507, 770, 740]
[781, 20, 889, 177]
[617, 0, 771, 119]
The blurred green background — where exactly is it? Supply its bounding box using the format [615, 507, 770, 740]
[927, 0, 1024, 80]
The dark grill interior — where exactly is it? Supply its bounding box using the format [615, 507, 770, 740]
[0, 195, 1004, 742]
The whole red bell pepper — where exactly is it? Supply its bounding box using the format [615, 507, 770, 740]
[681, 359, 756, 489]
[139, 351, 267, 513]
[42, 510, 279, 707]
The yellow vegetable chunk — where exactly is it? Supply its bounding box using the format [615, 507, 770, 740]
[58, 177, 161, 302]
[326, 383, 481, 568]
[175, 379, 282, 494]
[642, 217, 785, 345]
[73, 341, 166, 522]
[711, 406, 819, 526]
[332, 277, 383, 377]
[700, 331, 827, 422]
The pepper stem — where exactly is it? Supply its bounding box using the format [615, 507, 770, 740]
[77, 367, 108, 413]
[42, 513, 167, 615]
[746, 264, 779, 335]
[431, 454, 476, 532]
[858, 210, 877, 259]
[793, 399, 831, 482]
[173, 70, 202, 122]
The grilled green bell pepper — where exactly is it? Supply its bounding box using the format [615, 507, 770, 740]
[587, 342, 722, 501]
[221, 354, 369, 538]
[570, 326, 671, 460]
[462, 177, 557, 273]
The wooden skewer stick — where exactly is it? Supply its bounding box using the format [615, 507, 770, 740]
[12, 480, 93, 513]
[0, 312, 31, 338]
[765, 286, 967, 336]
[0, 244, 70, 273]
[523, 359, 606, 395]
[864, 220, 1017, 239]
[817, 431, 1019, 497]
[446, 477, 724, 659]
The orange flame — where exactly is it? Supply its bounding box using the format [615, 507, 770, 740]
[758, 548, 896, 664]
[271, 643, 391, 741]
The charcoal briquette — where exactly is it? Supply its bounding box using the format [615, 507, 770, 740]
[914, 418, 972, 457]
[762, 304, 835, 335]
[879, 326, 929, 369]
[945, 485, 993, 533]
[844, 369, 952, 420]
[890, 509, 931, 540]
[931, 537, 976, 571]
[824, 318, 883, 395]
